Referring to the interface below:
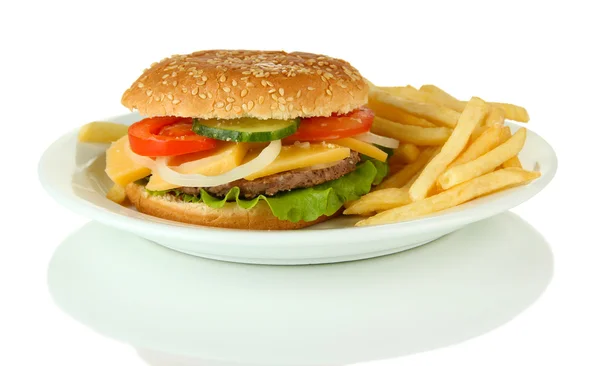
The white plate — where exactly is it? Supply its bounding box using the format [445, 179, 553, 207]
[39, 113, 557, 264]
[48, 213, 553, 365]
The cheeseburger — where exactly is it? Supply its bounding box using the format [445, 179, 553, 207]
[107, 50, 398, 230]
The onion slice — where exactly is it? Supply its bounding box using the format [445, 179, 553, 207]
[155, 140, 282, 187]
[126, 141, 157, 170]
[354, 132, 400, 149]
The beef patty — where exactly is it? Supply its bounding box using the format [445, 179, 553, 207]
[178, 151, 360, 199]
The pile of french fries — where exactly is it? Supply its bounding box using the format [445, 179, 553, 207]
[345, 83, 540, 226]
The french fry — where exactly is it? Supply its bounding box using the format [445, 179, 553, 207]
[379, 86, 431, 103]
[450, 124, 505, 167]
[346, 165, 421, 215]
[419, 85, 530, 122]
[369, 98, 437, 127]
[390, 143, 420, 164]
[438, 128, 527, 189]
[489, 102, 529, 122]
[484, 107, 505, 127]
[371, 116, 452, 146]
[409, 97, 488, 201]
[370, 89, 460, 128]
[377, 147, 439, 190]
[419, 84, 466, 112]
[344, 188, 411, 216]
[356, 168, 541, 226]
[106, 184, 127, 204]
[500, 126, 512, 141]
[78, 121, 129, 143]
[502, 156, 523, 168]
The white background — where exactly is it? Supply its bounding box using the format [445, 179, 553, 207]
[2, 0, 599, 365]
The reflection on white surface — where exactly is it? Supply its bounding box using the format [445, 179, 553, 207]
[47, 213, 552, 366]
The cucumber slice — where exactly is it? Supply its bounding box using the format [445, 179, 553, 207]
[192, 117, 300, 142]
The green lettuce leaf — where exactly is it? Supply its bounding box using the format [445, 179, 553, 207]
[145, 159, 388, 223]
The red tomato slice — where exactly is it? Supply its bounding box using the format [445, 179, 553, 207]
[128, 117, 218, 156]
[285, 107, 374, 142]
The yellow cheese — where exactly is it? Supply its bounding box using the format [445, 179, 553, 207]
[146, 143, 249, 191]
[105, 136, 151, 186]
[79, 121, 129, 143]
[327, 138, 388, 162]
[244, 143, 351, 181]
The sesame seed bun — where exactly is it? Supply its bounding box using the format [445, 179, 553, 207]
[121, 50, 368, 120]
[125, 183, 336, 230]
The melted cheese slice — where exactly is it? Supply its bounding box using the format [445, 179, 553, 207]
[326, 138, 388, 162]
[105, 136, 151, 187]
[146, 143, 250, 191]
[244, 143, 351, 181]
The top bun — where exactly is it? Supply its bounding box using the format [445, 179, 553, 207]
[121, 50, 368, 120]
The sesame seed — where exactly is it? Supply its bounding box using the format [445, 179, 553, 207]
[232, 80, 238, 87]
[261, 80, 268, 87]
[296, 90, 302, 98]
[324, 72, 333, 79]
[268, 89, 276, 94]
[167, 94, 174, 100]
[241, 89, 248, 97]
[246, 82, 255, 88]
[307, 86, 315, 91]
[271, 103, 278, 110]
[242, 103, 248, 112]
[225, 103, 232, 111]
[271, 94, 278, 101]
[154, 95, 160, 101]
[199, 93, 207, 99]
[278, 97, 286, 104]
[207, 92, 213, 99]
[288, 104, 294, 111]
[172, 81, 178, 87]
[321, 76, 327, 82]
[233, 106, 242, 113]
[258, 96, 265, 104]
[286, 97, 293, 102]
[137, 82, 144, 88]
[146, 89, 153, 96]
[227, 97, 235, 103]
[172, 99, 181, 105]
[278, 88, 284, 96]
[181, 86, 188, 93]
[162, 74, 169, 79]
[248, 101, 254, 110]
[278, 104, 286, 111]
[326, 89, 332, 96]
[196, 80, 206, 86]
[266, 81, 274, 87]
[223, 87, 231, 92]
[202, 76, 208, 81]
[242, 70, 252, 75]
[162, 80, 168, 85]
[215, 102, 225, 108]
[192, 87, 199, 95]
[171, 72, 177, 77]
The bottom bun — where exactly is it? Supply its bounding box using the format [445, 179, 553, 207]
[125, 183, 336, 230]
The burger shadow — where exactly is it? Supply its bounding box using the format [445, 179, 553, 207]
[47, 212, 553, 366]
